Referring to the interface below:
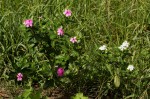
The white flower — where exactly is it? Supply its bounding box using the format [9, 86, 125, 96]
[127, 65, 134, 71]
[99, 45, 107, 51]
[118, 46, 124, 51]
[118, 41, 129, 51]
[122, 41, 129, 47]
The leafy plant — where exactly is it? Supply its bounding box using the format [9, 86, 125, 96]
[16, 86, 47, 99]
[0, 0, 150, 98]
[72, 93, 88, 99]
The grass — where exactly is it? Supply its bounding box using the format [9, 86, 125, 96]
[0, 0, 150, 98]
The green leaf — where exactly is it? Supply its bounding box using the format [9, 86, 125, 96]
[106, 64, 113, 76]
[114, 75, 120, 88]
[71, 51, 79, 57]
[60, 77, 71, 83]
[124, 94, 135, 99]
[21, 87, 33, 99]
[30, 90, 41, 99]
[50, 33, 56, 40]
[72, 93, 88, 99]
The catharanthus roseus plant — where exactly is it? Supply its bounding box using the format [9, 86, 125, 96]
[15, 9, 83, 89]
[89, 41, 141, 96]
[1, 1, 150, 98]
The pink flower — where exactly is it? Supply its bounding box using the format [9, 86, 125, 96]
[17, 73, 23, 81]
[57, 67, 64, 77]
[63, 9, 72, 17]
[23, 19, 33, 27]
[57, 27, 64, 36]
[70, 37, 77, 43]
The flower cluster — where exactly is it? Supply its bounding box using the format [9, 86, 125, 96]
[21, 9, 75, 80]
[99, 41, 135, 71]
[56, 10, 78, 44]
